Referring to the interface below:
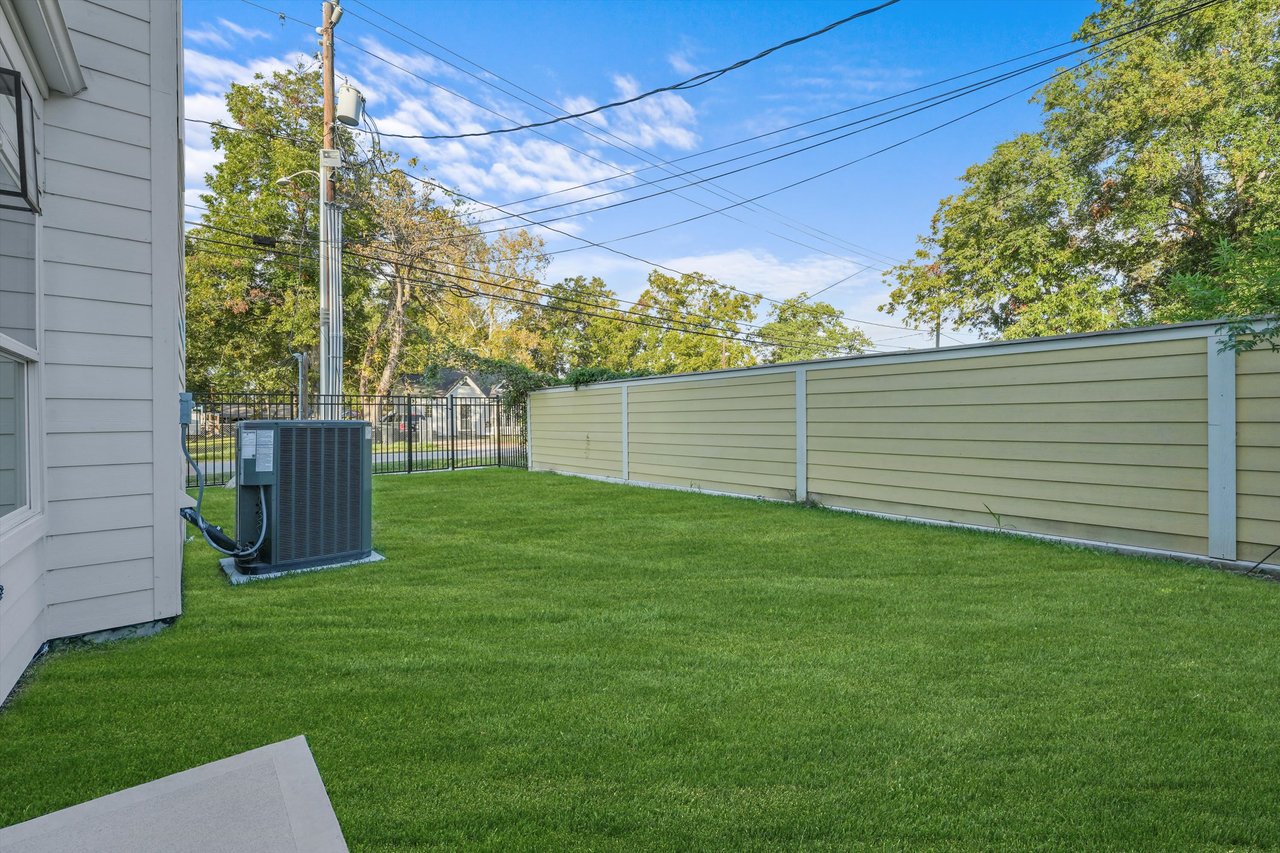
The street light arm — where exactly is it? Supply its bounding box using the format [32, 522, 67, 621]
[276, 170, 321, 187]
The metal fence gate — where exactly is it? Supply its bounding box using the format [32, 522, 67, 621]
[185, 392, 527, 487]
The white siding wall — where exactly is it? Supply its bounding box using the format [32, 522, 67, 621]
[0, 0, 183, 701]
[0, 210, 37, 348]
[0, 0, 50, 704]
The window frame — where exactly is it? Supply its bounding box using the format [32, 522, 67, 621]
[0, 67, 39, 214]
[0, 26, 45, 553]
[0, 346, 34, 532]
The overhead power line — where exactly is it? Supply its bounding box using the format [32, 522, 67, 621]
[341, 2, 896, 271]
[378, 164, 914, 328]
[453, 0, 1223, 243]
[535, 0, 1223, 259]
[219, 0, 1221, 341]
[185, 231, 902, 354]
[455, 52, 1085, 240]
[339, 0, 1220, 275]
[454, 1, 1181, 216]
[449, 48, 1120, 230]
[229, 2, 963, 328]
[362, 0, 903, 141]
[181, 130, 897, 334]
[346, 0, 1208, 234]
[225, 0, 1209, 332]
[236, 0, 895, 274]
[184, 219, 891, 354]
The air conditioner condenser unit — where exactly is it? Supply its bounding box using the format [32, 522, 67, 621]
[234, 419, 374, 575]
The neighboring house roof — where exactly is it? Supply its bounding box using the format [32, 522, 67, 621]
[398, 370, 506, 398]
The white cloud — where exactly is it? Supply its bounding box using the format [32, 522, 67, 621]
[180, 35, 707, 271]
[185, 27, 229, 50]
[667, 51, 697, 75]
[662, 248, 861, 301]
[349, 40, 699, 205]
[185, 19, 271, 51]
[182, 53, 303, 216]
[185, 49, 304, 95]
[564, 75, 698, 151]
[220, 19, 271, 42]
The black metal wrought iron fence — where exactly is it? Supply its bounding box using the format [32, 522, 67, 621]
[186, 392, 527, 487]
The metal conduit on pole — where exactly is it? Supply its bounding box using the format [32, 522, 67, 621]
[319, 0, 344, 417]
[315, 0, 364, 417]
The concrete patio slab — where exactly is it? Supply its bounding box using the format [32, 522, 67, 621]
[0, 736, 348, 852]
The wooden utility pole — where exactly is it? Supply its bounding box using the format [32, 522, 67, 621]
[321, 2, 335, 198]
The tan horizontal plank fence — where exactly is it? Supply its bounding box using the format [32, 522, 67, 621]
[528, 321, 1280, 570]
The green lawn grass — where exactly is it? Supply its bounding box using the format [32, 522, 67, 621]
[2, 469, 1278, 850]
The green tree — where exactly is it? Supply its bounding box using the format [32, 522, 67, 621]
[757, 294, 872, 363]
[185, 67, 547, 393]
[1159, 230, 1280, 351]
[185, 65, 375, 392]
[525, 276, 634, 375]
[629, 271, 760, 373]
[353, 159, 478, 398]
[428, 230, 548, 367]
[883, 0, 1280, 340]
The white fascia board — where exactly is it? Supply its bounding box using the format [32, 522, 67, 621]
[7, 0, 84, 96]
[0, 332, 38, 361]
[0, 0, 47, 97]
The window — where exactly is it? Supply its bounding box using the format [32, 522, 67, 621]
[0, 207, 36, 349]
[0, 68, 38, 213]
[0, 352, 25, 519]
[0, 156, 35, 521]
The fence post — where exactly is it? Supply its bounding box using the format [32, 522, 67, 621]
[1206, 333, 1237, 560]
[495, 397, 502, 467]
[404, 395, 414, 474]
[795, 367, 807, 503]
[448, 396, 456, 471]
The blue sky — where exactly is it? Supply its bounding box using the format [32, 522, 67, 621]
[183, 0, 1098, 349]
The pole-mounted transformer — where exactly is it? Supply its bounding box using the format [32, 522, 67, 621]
[336, 83, 365, 127]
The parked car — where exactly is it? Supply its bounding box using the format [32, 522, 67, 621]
[379, 411, 427, 442]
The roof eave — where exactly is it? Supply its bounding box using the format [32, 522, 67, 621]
[5, 0, 85, 96]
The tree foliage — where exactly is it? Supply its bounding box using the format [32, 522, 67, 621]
[186, 68, 881, 395]
[1159, 230, 1280, 351]
[185, 66, 547, 393]
[883, 0, 1280, 341]
[185, 66, 365, 392]
[757, 294, 872, 363]
[627, 271, 761, 373]
[523, 276, 633, 375]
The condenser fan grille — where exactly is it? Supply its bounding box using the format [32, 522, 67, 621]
[274, 424, 364, 562]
